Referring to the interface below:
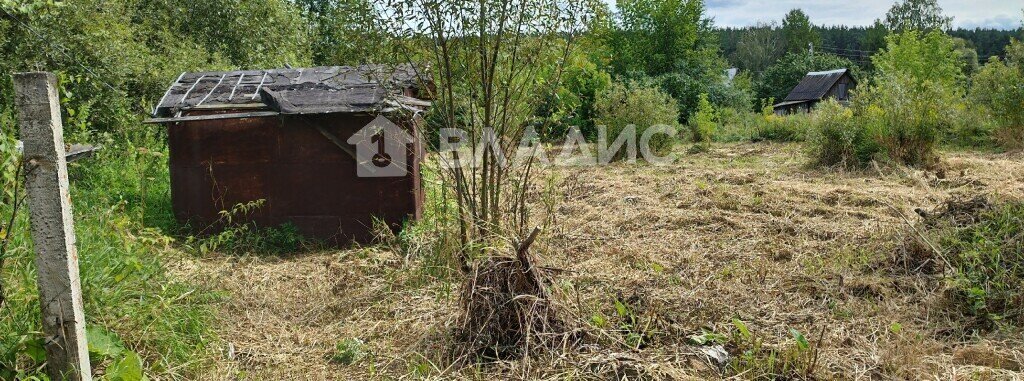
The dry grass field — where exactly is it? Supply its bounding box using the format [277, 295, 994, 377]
[175, 142, 1024, 380]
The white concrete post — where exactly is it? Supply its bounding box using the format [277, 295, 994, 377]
[13, 72, 92, 381]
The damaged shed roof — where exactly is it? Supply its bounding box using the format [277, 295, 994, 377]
[149, 64, 430, 122]
[782, 68, 854, 102]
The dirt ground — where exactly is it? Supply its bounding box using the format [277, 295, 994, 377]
[174, 142, 1024, 380]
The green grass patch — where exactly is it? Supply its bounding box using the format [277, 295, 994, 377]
[1, 130, 220, 379]
[938, 201, 1024, 329]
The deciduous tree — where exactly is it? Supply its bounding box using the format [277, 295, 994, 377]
[884, 0, 952, 32]
[732, 22, 782, 74]
[781, 9, 820, 54]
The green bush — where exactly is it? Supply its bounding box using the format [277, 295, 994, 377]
[807, 100, 879, 167]
[945, 107, 999, 149]
[824, 30, 966, 168]
[717, 100, 810, 143]
[536, 54, 612, 141]
[854, 74, 958, 167]
[970, 43, 1024, 151]
[716, 107, 762, 142]
[753, 113, 812, 143]
[689, 93, 718, 146]
[593, 81, 682, 160]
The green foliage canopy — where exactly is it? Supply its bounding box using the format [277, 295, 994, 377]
[853, 30, 965, 166]
[612, 0, 713, 76]
[884, 0, 952, 32]
[971, 40, 1024, 150]
[594, 81, 681, 158]
[873, 30, 964, 92]
[0, 0, 312, 132]
[781, 9, 820, 54]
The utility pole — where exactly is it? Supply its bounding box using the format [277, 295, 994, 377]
[13, 72, 92, 381]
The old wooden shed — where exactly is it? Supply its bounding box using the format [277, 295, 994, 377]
[773, 68, 856, 115]
[147, 65, 430, 245]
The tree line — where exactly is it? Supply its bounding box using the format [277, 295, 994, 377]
[720, 26, 1022, 67]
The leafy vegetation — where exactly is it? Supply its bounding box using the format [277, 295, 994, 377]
[330, 338, 367, 366]
[753, 112, 812, 143]
[609, 0, 745, 121]
[781, 9, 820, 54]
[593, 81, 681, 160]
[689, 93, 718, 147]
[934, 202, 1024, 329]
[884, 0, 952, 32]
[726, 319, 823, 379]
[856, 30, 964, 167]
[0, 0, 313, 132]
[807, 100, 878, 167]
[971, 40, 1024, 150]
[536, 54, 613, 141]
[1, 134, 220, 379]
[184, 200, 307, 256]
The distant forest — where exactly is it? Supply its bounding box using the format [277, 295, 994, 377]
[718, 26, 1024, 68]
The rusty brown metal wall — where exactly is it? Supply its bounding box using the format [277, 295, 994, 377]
[167, 112, 423, 245]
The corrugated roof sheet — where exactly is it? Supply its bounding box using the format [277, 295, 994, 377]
[151, 64, 429, 118]
[782, 68, 852, 102]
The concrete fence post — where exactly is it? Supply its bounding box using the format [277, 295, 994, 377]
[13, 72, 92, 381]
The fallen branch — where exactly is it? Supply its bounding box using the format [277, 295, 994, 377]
[516, 227, 545, 299]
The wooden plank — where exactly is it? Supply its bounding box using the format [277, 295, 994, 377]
[196, 73, 227, 106]
[188, 103, 268, 110]
[13, 72, 92, 381]
[143, 111, 280, 124]
[151, 71, 186, 115]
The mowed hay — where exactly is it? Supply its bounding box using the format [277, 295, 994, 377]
[455, 230, 578, 361]
[176, 143, 1024, 379]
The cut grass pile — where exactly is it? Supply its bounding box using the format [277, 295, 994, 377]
[183, 143, 1024, 380]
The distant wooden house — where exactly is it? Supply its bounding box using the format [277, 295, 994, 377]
[773, 69, 856, 115]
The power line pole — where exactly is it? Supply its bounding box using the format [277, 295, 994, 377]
[13, 72, 92, 381]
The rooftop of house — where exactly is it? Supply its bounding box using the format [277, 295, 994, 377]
[150, 64, 430, 121]
[780, 68, 854, 103]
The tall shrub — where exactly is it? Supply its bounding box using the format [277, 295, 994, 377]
[375, 0, 598, 248]
[852, 30, 964, 167]
[970, 41, 1024, 150]
[690, 93, 717, 145]
[594, 81, 682, 159]
[609, 0, 734, 121]
[536, 53, 612, 141]
[808, 100, 879, 167]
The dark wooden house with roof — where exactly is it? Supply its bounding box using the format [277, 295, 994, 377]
[146, 64, 431, 245]
[773, 69, 856, 115]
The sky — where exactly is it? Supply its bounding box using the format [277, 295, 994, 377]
[604, 0, 1024, 30]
